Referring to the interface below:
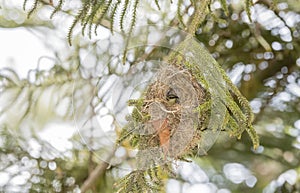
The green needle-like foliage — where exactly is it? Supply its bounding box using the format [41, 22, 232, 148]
[23, 0, 257, 44]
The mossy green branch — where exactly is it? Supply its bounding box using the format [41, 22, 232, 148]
[187, 0, 210, 34]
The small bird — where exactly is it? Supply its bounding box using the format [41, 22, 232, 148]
[166, 88, 180, 105]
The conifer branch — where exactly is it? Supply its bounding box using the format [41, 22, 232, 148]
[109, 0, 121, 33]
[122, 0, 139, 63]
[120, 0, 130, 33]
[82, 0, 103, 36]
[187, 0, 210, 35]
[80, 147, 117, 193]
[94, 0, 113, 35]
[245, 0, 253, 22]
[50, 0, 65, 19]
[67, 2, 90, 46]
[27, 0, 39, 18]
[220, 0, 229, 16]
[154, 0, 161, 10]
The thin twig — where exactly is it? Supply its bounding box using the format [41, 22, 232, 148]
[80, 146, 117, 193]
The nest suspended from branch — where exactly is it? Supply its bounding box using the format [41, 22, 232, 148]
[120, 64, 214, 169]
[118, 36, 259, 169]
[116, 35, 259, 193]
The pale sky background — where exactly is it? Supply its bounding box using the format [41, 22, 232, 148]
[0, 28, 55, 78]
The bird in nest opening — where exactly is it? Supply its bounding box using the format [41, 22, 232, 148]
[130, 64, 207, 159]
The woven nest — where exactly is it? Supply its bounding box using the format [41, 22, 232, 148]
[138, 64, 207, 160]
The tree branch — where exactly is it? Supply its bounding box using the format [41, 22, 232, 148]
[80, 147, 117, 193]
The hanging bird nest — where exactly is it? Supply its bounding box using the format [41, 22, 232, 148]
[118, 37, 259, 169]
[119, 63, 213, 169]
[141, 64, 207, 157]
[116, 36, 259, 193]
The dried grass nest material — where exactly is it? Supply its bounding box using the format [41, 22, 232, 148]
[139, 64, 209, 159]
[115, 38, 259, 191]
[122, 58, 258, 168]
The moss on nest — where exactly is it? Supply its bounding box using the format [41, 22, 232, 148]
[116, 37, 259, 193]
